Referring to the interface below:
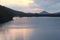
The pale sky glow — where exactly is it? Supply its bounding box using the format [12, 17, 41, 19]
[0, 0, 60, 13]
[1, 0, 41, 13]
[1, 0, 34, 6]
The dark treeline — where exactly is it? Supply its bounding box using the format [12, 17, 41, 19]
[15, 11, 60, 17]
[17, 13, 60, 17]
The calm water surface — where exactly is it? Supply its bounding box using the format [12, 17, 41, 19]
[0, 17, 60, 40]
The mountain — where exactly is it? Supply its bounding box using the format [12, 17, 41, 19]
[40, 11, 49, 14]
[0, 5, 14, 24]
[0, 5, 60, 24]
[0, 5, 28, 24]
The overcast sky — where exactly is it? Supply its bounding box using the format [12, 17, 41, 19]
[0, 0, 60, 13]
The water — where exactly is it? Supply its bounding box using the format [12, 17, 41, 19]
[0, 17, 60, 40]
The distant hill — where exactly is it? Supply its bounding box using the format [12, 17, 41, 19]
[0, 5, 14, 24]
[0, 5, 28, 24]
[54, 12, 60, 14]
[40, 11, 49, 14]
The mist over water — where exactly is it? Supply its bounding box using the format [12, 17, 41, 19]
[0, 17, 60, 40]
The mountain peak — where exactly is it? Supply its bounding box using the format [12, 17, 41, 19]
[40, 11, 48, 14]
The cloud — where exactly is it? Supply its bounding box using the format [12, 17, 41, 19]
[34, 0, 60, 13]
[23, 8, 42, 13]
[1, 0, 42, 13]
[1, 0, 60, 13]
[30, 8, 41, 11]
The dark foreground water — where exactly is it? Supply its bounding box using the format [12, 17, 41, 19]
[0, 17, 60, 40]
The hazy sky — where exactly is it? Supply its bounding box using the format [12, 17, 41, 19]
[0, 0, 60, 13]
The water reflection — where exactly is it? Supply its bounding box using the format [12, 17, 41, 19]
[0, 17, 34, 40]
[0, 28, 34, 40]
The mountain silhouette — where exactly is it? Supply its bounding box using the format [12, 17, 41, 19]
[40, 11, 49, 14]
[0, 5, 14, 24]
[54, 12, 60, 14]
[0, 5, 60, 24]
